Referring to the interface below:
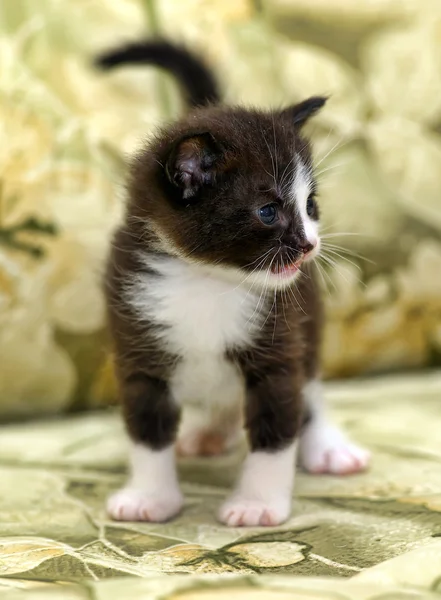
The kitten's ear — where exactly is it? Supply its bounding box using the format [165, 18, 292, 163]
[283, 96, 327, 127]
[165, 132, 222, 201]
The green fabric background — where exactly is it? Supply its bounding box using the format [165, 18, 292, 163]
[0, 374, 440, 597]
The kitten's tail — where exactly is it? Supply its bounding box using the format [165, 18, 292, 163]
[95, 40, 220, 108]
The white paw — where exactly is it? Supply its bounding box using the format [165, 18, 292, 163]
[300, 423, 370, 475]
[107, 487, 183, 522]
[219, 496, 291, 527]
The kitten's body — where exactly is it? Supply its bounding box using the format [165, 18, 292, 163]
[100, 41, 369, 527]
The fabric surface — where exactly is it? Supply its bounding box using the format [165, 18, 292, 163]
[0, 373, 440, 598]
[1, 0, 441, 417]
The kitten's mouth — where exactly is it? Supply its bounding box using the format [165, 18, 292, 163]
[271, 258, 303, 278]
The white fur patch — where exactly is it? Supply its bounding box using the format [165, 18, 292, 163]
[173, 354, 244, 452]
[299, 379, 370, 475]
[291, 158, 320, 257]
[108, 444, 183, 522]
[219, 441, 297, 527]
[124, 256, 262, 453]
[126, 255, 263, 355]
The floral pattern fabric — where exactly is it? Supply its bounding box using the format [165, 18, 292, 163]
[0, 374, 440, 597]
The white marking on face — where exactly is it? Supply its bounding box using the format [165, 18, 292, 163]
[291, 157, 320, 259]
[219, 441, 297, 526]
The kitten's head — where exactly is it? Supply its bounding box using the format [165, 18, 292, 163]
[129, 97, 326, 288]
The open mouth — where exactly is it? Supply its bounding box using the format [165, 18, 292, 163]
[270, 258, 303, 278]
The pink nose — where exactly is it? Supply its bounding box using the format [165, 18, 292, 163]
[301, 242, 315, 255]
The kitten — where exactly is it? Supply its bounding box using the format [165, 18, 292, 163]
[97, 40, 370, 527]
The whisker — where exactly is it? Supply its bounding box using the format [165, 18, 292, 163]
[319, 254, 365, 287]
[286, 280, 306, 315]
[315, 258, 338, 292]
[246, 253, 277, 327]
[271, 112, 279, 182]
[282, 252, 306, 315]
[314, 136, 349, 170]
[272, 285, 279, 343]
[260, 125, 277, 189]
[321, 231, 374, 239]
[314, 161, 347, 177]
[321, 247, 363, 272]
[280, 284, 290, 332]
[262, 166, 276, 181]
[242, 247, 274, 269]
[314, 260, 333, 296]
[229, 252, 273, 297]
[279, 154, 298, 192]
[261, 276, 277, 331]
[321, 247, 374, 280]
[321, 242, 376, 265]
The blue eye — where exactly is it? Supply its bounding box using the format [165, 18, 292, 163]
[258, 203, 278, 225]
[306, 194, 317, 218]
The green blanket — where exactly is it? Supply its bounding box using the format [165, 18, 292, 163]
[1, 373, 440, 598]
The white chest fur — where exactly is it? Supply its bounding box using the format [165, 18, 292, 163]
[125, 255, 262, 410]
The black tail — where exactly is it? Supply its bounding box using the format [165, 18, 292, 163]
[95, 40, 220, 108]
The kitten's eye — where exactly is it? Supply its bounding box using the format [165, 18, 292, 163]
[306, 194, 317, 218]
[258, 203, 278, 225]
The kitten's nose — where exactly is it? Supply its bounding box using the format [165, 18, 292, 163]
[301, 242, 315, 255]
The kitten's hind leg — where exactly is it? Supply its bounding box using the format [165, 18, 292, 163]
[299, 379, 370, 475]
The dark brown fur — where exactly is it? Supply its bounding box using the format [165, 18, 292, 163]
[102, 42, 325, 456]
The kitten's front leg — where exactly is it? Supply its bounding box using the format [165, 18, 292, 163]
[107, 374, 183, 522]
[219, 370, 302, 527]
